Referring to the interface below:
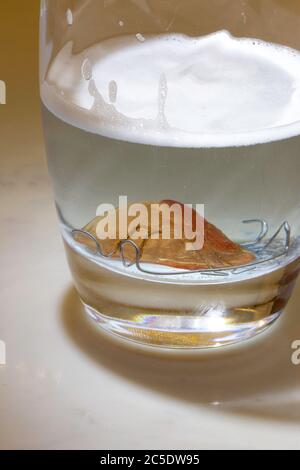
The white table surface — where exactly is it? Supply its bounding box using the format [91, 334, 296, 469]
[0, 127, 300, 450]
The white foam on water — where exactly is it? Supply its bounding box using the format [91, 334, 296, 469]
[41, 31, 300, 148]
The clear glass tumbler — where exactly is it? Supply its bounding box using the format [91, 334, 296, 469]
[40, 0, 300, 349]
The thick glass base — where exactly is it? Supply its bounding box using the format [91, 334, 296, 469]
[83, 301, 281, 349]
[65, 240, 300, 350]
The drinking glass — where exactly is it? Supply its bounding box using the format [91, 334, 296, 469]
[40, 0, 300, 348]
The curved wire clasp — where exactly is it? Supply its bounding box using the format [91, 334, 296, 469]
[242, 219, 269, 247]
[72, 219, 291, 278]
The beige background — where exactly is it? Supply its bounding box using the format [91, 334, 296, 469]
[1, 0, 300, 450]
[0, 0, 42, 165]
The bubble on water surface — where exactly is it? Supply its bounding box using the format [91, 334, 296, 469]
[136, 33, 146, 43]
[81, 59, 93, 81]
[109, 81, 118, 104]
[66, 9, 73, 26]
